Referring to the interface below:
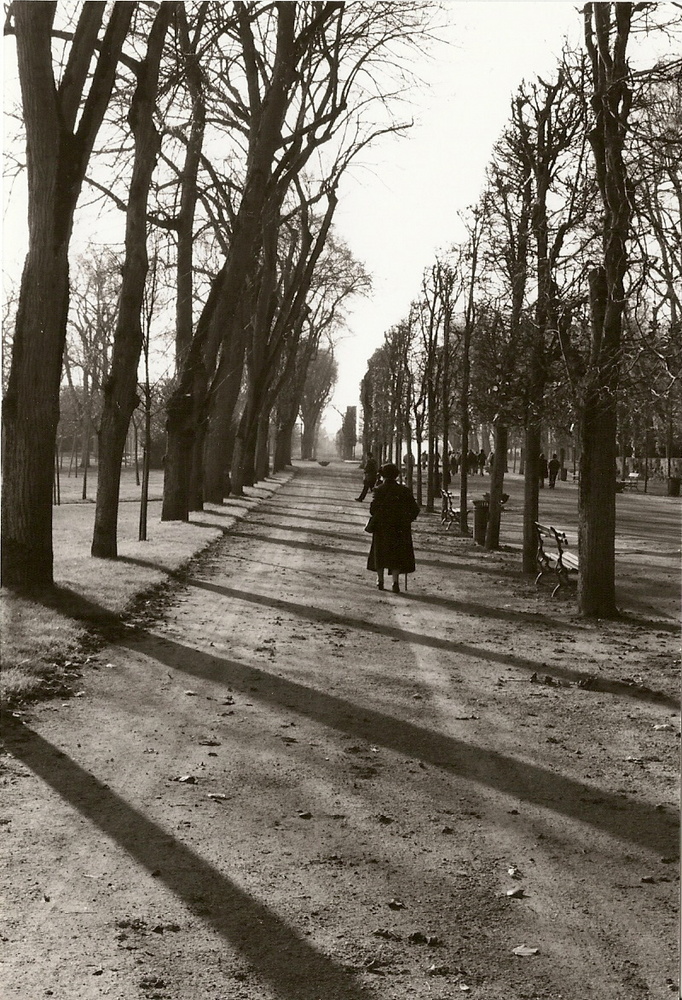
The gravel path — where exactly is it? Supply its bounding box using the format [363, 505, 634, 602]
[2, 463, 679, 999]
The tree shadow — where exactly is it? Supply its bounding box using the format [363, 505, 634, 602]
[29, 582, 679, 856]
[181, 579, 677, 708]
[1, 714, 367, 1000]
[225, 526, 521, 578]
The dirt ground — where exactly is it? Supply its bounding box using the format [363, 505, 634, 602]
[1, 462, 679, 1000]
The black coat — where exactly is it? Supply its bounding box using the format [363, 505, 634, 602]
[366, 480, 419, 574]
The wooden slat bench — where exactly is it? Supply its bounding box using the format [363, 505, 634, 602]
[535, 522, 579, 596]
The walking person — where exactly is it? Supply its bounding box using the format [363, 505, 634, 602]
[355, 451, 378, 501]
[548, 453, 561, 488]
[477, 448, 486, 475]
[366, 463, 419, 593]
[539, 452, 548, 489]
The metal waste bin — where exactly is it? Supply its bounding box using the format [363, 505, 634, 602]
[560, 468, 568, 481]
[472, 499, 489, 545]
[667, 476, 681, 497]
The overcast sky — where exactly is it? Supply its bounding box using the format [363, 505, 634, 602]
[325, 0, 585, 429]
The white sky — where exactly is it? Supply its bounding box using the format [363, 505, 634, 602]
[326, 0, 584, 429]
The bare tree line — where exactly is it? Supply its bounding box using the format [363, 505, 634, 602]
[2, 0, 433, 586]
[359, 3, 681, 617]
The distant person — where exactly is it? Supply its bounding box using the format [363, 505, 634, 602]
[355, 451, 378, 501]
[477, 449, 486, 475]
[467, 449, 477, 475]
[488, 451, 495, 473]
[539, 453, 548, 489]
[366, 463, 419, 593]
[449, 452, 459, 475]
[548, 453, 561, 488]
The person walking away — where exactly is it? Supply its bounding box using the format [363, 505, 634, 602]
[356, 452, 378, 501]
[548, 453, 560, 488]
[467, 449, 477, 475]
[477, 449, 486, 475]
[449, 451, 459, 476]
[367, 463, 419, 593]
[539, 453, 548, 489]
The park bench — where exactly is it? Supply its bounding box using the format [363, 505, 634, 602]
[441, 489, 472, 529]
[622, 472, 641, 491]
[441, 490, 509, 530]
[535, 522, 579, 596]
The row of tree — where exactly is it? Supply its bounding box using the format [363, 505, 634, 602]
[360, 3, 681, 617]
[2, 1, 434, 587]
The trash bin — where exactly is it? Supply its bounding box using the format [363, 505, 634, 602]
[472, 499, 489, 545]
[667, 476, 681, 497]
[560, 468, 568, 481]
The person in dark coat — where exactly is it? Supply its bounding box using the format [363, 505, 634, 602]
[477, 449, 486, 475]
[355, 452, 378, 501]
[539, 453, 548, 489]
[367, 463, 419, 593]
[548, 453, 560, 488]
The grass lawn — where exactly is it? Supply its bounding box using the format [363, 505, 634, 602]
[1, 468, 291, 707]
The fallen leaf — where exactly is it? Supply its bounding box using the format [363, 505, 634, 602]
[377, 814, 394, 825]
[388, 899, 405, 910]
[373, 928, 402, 941]
[298, 811, 312, 819]
[199, 739, 221, 746]
[426, 964, 450, 976]
[408, 932, 428, 944]
[459, 985, 471, 993]
[508, 865, 522, 879]
[174, 775, 196, 784]
[506, 887, 525, 898]
[512, 945, 539, 957]
[184, 690, 197, 697]
[641, 875, 656, 884]
[653, 724, 675, 731]
[207, 792, 227, 801]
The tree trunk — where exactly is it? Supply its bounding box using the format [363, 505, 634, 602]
[273, 414, 296, 471]
[579, 3, 634, 617]
[485, 423, 507, 550]
[1, 3, 132, 587]
[255, 411, 271, 481]
[578, 376, 617, 615]
[91, 6, 171, 557]
[522, 424, 541, 572]
[203, 331, 246, 503]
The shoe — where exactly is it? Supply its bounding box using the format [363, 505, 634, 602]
[392, 582, 400, 593]
[377, 581, 384, 590]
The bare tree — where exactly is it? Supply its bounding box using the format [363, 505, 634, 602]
[2, 2, 133, 587]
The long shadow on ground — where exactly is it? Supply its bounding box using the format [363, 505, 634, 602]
[217, 527, 525, 578]
[2, 715, 367, 1000]
[184, 578, 678, 708]
[132, 627, 678, 856]
[28, 586, 680, 856]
